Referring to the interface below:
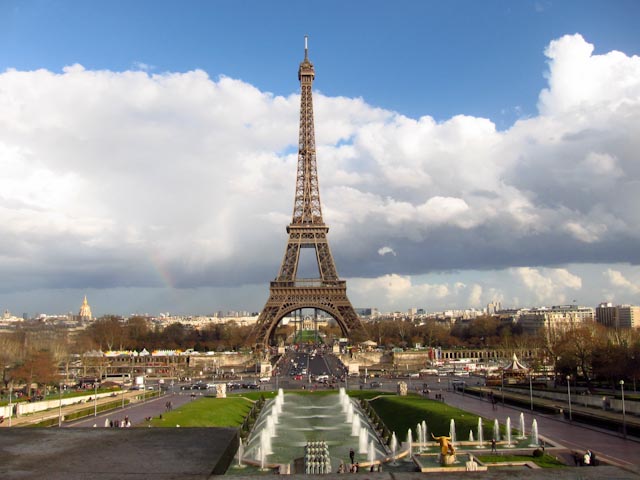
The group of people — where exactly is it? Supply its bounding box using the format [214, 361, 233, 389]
[337, 448, 382, 474]
[104, 416, 131, 428]
[573, 449, 598, 466]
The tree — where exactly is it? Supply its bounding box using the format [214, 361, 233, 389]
[86, 316, 126, 351]
[12, 350, 58, 397]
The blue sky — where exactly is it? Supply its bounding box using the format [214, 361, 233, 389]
[3, 1, 638, 126]
[0, 0, 639, 316]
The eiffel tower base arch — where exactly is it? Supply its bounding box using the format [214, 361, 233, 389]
[250, 281, 366, 350]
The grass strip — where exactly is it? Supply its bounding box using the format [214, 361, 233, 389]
[369, 394, 485, 440]
[148, 397, 253, 427]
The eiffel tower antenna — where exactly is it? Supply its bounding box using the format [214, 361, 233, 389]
[250, 38, 366, 350]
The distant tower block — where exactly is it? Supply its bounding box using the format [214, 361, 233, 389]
[250, 38, 367, 350]
[78, 295, 93, 321]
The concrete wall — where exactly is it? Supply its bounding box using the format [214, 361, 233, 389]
[15, 391, 117, 417]
[189, 353, 253, 370]
[338, 351, 387, 368]
[506, 387, 640, 415]
[392, 351, 430, 369]
[1, 404, 13, 419]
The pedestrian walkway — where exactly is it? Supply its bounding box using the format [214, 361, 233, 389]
[443, 387, 640, 470]
[468, 385, 640, 434]
[2, 389, 151, 427]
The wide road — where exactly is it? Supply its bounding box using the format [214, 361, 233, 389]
[64, 389, 202, 428]
[275, 348, 347, 389]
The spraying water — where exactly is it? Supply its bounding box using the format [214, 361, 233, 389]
[421, 420, 427, 447]
[493, 419, 500, 441]
[359, 426, 368, 454]
[406, 428, 413, 458]
[449, 419, 456, 445]
[506, 417, 512, 447]
[469, 430, 474, 442]
[236, 438, 245, 468]
[530, 419, 539, 446]
[390, 432, 398, 465]
[477, 417, 484, 448]
[367, 440, 375, 464]
[519, 412, 526, 439]
[351, 415, 361, 436]
[416, 424, 423, 452]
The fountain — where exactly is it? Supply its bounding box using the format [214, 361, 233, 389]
[416, 423, 423, 452]
[449, 419, 456, 445]
[421, 420, 427, 447]
[305, 441, 331, 474]
[359, 426, 368, 454]
[469, 430, 474, 442]
[406, 428, 413, 459]
[530, 419, 539, 446]
[259, 446, 265, 470]
[506, 417, 512, 447]
[390, 432, 398, 465]
[518, 412, 526, 439]
[234, 438, 245, 468]
[492, 418, 500, 441]
[260, 429, 272, 455]
[476, 417, 484, 448]
[245, 390, 386, 472]
[346, 404, 354, 423]
[367, 440, 375, 464]
[351, 414, 361, 436]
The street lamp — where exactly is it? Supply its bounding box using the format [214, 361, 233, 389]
[620, 380, 626, 439]
[566, 375, 572, 423]
[529, 373, 534, 411]
[8, 384, 12, 427]
[58, 382, 63, 427]
[501, 369, 505, 406]
[121, 373, 125, 409]
[94, 378, 98, 417]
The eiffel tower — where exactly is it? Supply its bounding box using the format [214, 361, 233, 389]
[251, 37, 366, 350]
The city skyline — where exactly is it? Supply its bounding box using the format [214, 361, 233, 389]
[1, 1, 639, 316]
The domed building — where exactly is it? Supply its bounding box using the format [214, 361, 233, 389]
[78, 295, 93, 321]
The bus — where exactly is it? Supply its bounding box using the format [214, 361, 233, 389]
[101, 373, 132, 385]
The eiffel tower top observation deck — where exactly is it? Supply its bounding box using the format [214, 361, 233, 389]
[250, 37, 366, 349]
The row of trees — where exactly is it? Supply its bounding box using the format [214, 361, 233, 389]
[2, 314, 639, 396]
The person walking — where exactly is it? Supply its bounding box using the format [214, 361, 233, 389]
[491, 438, 497, 454]
[349, 448, 354, 464]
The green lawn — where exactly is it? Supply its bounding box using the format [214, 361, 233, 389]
[148, 397, 253, 427]
[478, 454, 565, 468]
[1, 387, 121, 406]
[369, 394, 485, 440]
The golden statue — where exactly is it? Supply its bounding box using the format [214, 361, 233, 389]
[432, 433, 456, 456]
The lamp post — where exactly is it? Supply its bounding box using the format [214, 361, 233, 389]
[58, 382, 63, 427]
[620, 380, 626, 439]
[121, 373, 125, 409]
[566, 375, 572, 423]
[94, 378, 98, 417]
[529, 373, 534, 411]
[8, 384, 12, 427]
[501, 369, 505, 405]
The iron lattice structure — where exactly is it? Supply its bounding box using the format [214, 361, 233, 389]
[251, 39, 366, 349]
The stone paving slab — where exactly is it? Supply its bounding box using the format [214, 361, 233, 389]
[226, 466, 639, 479]
[0, 428, 238, 479]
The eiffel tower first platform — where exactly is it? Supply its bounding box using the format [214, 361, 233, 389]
[250, 38, 367, 350]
